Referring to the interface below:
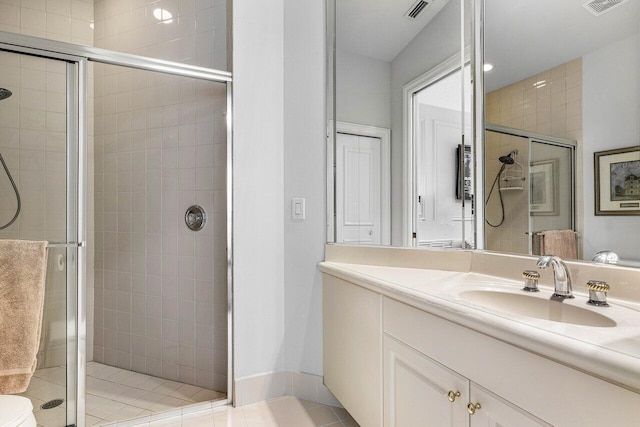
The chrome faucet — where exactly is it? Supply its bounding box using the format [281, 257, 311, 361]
[536, 255, 574, 299]
[592, 250, 619, 264]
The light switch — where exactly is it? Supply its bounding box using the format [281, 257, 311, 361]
[292, 198, 305, 220]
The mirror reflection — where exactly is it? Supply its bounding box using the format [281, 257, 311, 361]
[484, 0, 640, 264]
[330, 0, 472, 247]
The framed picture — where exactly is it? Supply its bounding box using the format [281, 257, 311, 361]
[456, 144, 473, 201]
[595, 146, 640, 216]
[530, 159, 558, 215]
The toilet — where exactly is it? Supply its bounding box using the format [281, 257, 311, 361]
[0, 395, 36, 427]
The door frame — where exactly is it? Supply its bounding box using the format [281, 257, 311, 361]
[327, 120, 391, 245]
[402, 50, 470, 246]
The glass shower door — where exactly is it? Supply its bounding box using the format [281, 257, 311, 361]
[0, 47, 80, 427]
[529, 140, 575, 250]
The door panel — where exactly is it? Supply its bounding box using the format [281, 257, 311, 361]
[0, 48, 77, 427]
[415, 104, 471, 248]
[384, 335, 468, 427]
[469, 383, 552, 427]
[336, 132, 382, 244]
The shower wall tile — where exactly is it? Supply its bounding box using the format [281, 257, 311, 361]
[485, 57, 583, 256]
[0, 18, 94, 364]
[93, 63, 227, 391]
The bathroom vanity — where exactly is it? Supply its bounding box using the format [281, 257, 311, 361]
[321, 246, 640, 427]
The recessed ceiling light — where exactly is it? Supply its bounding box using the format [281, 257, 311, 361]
[153, 8, 173, 24]
[483, 63, 494, 72]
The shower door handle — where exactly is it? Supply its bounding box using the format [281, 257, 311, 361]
[47, 242, 86, 248]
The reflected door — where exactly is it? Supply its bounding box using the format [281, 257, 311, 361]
[335, 132, 382, 245]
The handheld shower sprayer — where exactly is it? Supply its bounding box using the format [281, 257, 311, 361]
[498, 151, 516, 165]
[0, 152, 21, 230]
[485, 150, 518, 228]
[0, 88, 21, 230]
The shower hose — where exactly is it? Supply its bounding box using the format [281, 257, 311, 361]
[485, 163, 507, 228]
[0, 153, 21, 230]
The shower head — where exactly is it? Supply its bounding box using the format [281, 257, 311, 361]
[0, 88, 12, 100]
[498, 153, 515, 165]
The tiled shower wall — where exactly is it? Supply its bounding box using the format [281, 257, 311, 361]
[0, 0, 227, 390]
[92, 63, 227, 392]
[0, 0, 93, 367]
[0, 52, 69, 368]
[485, 58, 583, 255]
[92, 1, 228, 391]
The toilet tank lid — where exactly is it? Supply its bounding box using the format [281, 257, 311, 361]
[0, 396, 33, 427]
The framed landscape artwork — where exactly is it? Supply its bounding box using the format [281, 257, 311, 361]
[595, 146, 640, 216]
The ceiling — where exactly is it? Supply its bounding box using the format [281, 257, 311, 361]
[484, 0, 640, 91]
[337, 0, 639, 89]
[336, 0, 451, 63]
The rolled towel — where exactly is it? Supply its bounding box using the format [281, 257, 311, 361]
[540, 230, 577, 260]
[0, 240, 48, 394]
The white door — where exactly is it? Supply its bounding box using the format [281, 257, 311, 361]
[469, 383, 552, 427]
[415, 104, 472, 248]
[384, 335, 469, 427]
[336, 132, 382, 245]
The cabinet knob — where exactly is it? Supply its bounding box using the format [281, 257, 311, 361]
[447, 391, 461, 402]
[467, 402, 481, 415]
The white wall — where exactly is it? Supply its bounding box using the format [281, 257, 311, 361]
[336, 50, 391, 129]
[283, 0, 326, 376]
[583, 33, 640, 260]
[232, 0, 286, 380]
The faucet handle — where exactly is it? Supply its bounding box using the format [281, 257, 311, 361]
[587, 280, 610, 307]
[522, 270, 540, 292]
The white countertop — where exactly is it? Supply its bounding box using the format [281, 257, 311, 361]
[319, 261, 640, 393]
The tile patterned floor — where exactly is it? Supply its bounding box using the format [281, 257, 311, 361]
[19, 362, 226, 426]
[103, 396, 360, 427]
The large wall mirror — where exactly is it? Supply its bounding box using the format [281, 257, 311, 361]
[484, 0, 640, 265]
[328, 0, 640, 267]
[327, 0, 474, 248]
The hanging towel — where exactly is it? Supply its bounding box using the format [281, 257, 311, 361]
[0, 240, 48, 394]
[540, 230, 577, 259]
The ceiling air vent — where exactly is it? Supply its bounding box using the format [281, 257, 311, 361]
[404, 0, 429, 20]
[582, 0, 629, 16]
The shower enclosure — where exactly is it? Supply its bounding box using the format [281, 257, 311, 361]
[484, 124, 575, 255]
[0, 31, 232, 427]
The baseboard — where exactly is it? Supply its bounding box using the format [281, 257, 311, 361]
[234, 371, 342, 408]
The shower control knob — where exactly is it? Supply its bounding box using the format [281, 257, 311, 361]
[185, 205, 207, 231]
[522, 270, 540, 292]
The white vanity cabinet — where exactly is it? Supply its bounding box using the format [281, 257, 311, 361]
[468, 383, 551, 427]
[323, 273, 640, 427]
[383, 334, 468, 427]
[323, 275, 383, 427]
[383, 334, 550, 427]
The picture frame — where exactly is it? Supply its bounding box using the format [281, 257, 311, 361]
[530, 159, 558, 215]
[594, 146, 640, 216]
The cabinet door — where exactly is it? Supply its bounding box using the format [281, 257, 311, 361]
[469, 383, 552, 427]
[324, 275, 383, 427]
[384, 335, 468, 427]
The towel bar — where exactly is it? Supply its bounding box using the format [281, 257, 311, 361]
[47, 242, 86, 248]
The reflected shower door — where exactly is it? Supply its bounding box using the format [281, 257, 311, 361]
[0, 48, 80, 427]
[529, 140, 575, 241]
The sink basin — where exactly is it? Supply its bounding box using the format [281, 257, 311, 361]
[459, 290, 617, 327]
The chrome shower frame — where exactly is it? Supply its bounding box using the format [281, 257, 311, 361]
[0, 31, 234, 426]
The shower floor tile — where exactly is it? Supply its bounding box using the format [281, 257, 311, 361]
[20, 362, 226, 427]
